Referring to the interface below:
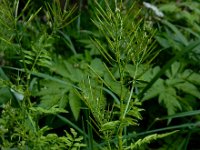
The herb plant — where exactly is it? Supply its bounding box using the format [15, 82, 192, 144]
[0, 0, 200, 150]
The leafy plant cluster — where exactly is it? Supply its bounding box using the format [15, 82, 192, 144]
[0, 0, 200, 150]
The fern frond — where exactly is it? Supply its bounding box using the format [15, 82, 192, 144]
[21, 34, 53, 71]
[126, 130, 179, 150]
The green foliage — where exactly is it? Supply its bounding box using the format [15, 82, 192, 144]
[35, 80, 70, 109]
[0, 0, 85, 149]
[125, 130, 179, 150]
[0, 0, 200, 150]
[0, 102, 85, 150]
[21, 34, 53, 71]
[69, 89, 82, 121]
[77, 1, 162, 149]
[142, 61, 200, 113]
[45, 0, 77, 31]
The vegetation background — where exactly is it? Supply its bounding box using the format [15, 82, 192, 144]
[0, 0, 200, 149]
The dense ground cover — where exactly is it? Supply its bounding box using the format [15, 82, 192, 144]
[0, 0, 200, 149]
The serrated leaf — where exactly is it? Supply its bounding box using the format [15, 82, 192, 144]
[125, 64, 149, 79]
[70, 128, 77, 138]
[140, 66, 161, 82]
[69, 90, 81, 121]
[142, 79, 165, 101]
[74, 136, 83, 142]
[51, 61, 71, 78]
[158, 87, 182, 116]
[165, 61, 181, 78]
[65, 132, 73, 141]
[36, 80, 70, 109]
[187, 72, 200, 85]
[175, 82, 200, 98]
[165, 78, 183, 86]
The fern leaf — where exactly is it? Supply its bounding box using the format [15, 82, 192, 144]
[126, 130, 178, 150]
[21, 34, 53, 70]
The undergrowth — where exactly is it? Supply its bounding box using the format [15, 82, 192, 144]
[0, 0, 200, 150]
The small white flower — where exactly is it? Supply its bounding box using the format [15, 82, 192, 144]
[143, 2, 164, 17]
[10, 88, 24, 101]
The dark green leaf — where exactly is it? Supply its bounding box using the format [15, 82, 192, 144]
[69, 90, 82, 121]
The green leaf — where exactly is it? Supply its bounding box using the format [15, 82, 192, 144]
[100, 120, 120, 131]
[165, 61, 181, 78]
[63, 61, 85, 82]
[161, 20, 188, 46]
[90, 58, 106, 76]
[104, 73, 128, 98]
[30, 105, 68, 115]
[126, 130, 179, 150]
[138, 38, 200, 99]
[159, 3, 179, 13]
[122, 117, 139, 127]
[142, 79, 165, 101]
[158, 87, 182, 116]
[0, 68, 9, 80]
[69, 90, 82, 121]
[155, 36, 171, 48]
[187, 72, 200, 86]
[0, 87, 12, 104]
[127, 108, 143, 120]
[175, 82, 200, 98]
[36, 80, 70, 109]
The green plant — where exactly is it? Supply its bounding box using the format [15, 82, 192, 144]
[74, 1, 176, 149]
[142, 61, 200, 123]
[0, 0, 85, 149]
[138, 1, 200, 149]
[1, 0, 199, 149]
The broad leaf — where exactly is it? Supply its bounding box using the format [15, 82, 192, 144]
[159, 87, 182, 116]
[90, 58, 106, 76]
[69, 90, 82, 121]
[36, 80, 70, 109]
[142, 79, 165, 101]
